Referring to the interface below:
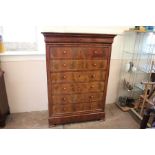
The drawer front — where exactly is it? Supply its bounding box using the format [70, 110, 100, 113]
[51, 82, 104, 94]
[50, 47, 73, 59]
[87, 60, 107, 70]
[51, 71, 106, 83]
[51, 72, 73, 83]
[52, 101, 103, 114]
[52, 93, 103, 105]
[73, 101, 103, 112]
[52, 95, 72, 104]
[50, 46, 109, 59]
[86, 47, 109, 59]
[50, 60, 107, 71]
[90, 101, 103, 111]
[50, 60, 88, 71]
[53, 104, 73, 114]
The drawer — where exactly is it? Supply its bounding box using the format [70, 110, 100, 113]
[52, 101, 103, 114]
[74, 103, 83, 112]
[52, 93, 103, 104]
[88, 71, 106, 81]
[53, 104, 73, 114]
[51, 72, 73, 83]
[87, 82, 104, 92]
[52, 95, 72, 105]
[52, 83, 73, 94]
[73, 102, 92, 112]
[73, 102, 94, 112]
[50, 47, 73, 59]
[91, 101, 103, 111]
[50, 60, 107, 71]
[86, 47, 109, 59]
[73, 93, 103, 103]
[85, 93, 103, 102]
[86, 60, 107, 70]
[51, 71, 106, 83]
[51, 82, 104, 94]
[73, 71, 106, 82]
[49, 46, 109, 59]
[50, 60, 88, 71]
[73, 101, 103, 112]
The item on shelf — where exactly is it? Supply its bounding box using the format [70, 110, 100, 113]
[129, 26, 154, 32]
[135, 26, 146, 32]
[125, 63, 130, 72]
[129, 61, 134, 72]
[118, 96, 127, 106]
[118, 96, 135, 107]
[151, 73, 155, 82]
[125, 62, 136, 73]
[144, 26, 154, 32]
[0, 35, 5, 53]
[134, 26, 140, 30]
[132, 66, 137, 72]
[123, 79, 133, 91]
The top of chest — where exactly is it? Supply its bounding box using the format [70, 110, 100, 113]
[42, 32, 116, 44]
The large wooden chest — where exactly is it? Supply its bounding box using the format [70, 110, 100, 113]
[42, 32, 115, 126]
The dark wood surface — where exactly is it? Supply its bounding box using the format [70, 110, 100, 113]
[0, 70, 10, 127]
[42, 32, 116, 125]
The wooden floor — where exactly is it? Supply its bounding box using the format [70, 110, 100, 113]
[3, 104, 139, 129]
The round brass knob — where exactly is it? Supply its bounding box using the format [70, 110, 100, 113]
[91, 74, 95, 78]
[63, 97, 66, 101]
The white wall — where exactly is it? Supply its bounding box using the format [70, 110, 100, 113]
[0, 27, 126, 113]
[1, 60, 48, 112]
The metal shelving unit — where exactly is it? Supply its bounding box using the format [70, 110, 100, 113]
[116, 31, 155, 112]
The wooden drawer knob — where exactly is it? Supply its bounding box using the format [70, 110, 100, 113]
[63, 64, 66, 67]
[63, 87, 66, 90]
[94, 51, 98, 54]
[90, 96, 94, 98]
[93, 63, 97, 66]
[91, 74, 95, 78]
[63, 76, 66, 79]
[90, 85, 94, 88]
[62, 97, 66, 101]
[63, 51, 67, 54]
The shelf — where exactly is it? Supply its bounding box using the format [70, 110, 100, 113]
[123, 50, 155, 55]
[125, 30, 155, 33]
[138, 66, 155, 74]
[115, 102, 132, 112]
[134, 83, 145, 91]
[118, 31, 155, 127]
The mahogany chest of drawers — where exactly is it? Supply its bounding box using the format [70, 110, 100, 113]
[42, 32, 115, 126]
